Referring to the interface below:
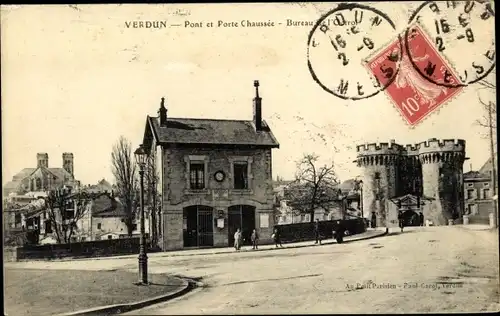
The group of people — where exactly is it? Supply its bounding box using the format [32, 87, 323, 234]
[233, 228, 261, 251]
[234, 219, 348, 252]
[233, 227, 285, 251]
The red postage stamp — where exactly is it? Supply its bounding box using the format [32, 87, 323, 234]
[365, 24, 464, 126]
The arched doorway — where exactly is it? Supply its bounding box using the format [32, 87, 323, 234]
[183, 205, 214, 247]
[402, 210, 420, 226]
[228, 205, 256, 247]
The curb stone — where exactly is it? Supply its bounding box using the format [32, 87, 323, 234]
[56, 277, 196, 316]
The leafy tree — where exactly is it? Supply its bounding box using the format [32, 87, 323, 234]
[111, 136, 138, 236]
[286, 154, 342, 222]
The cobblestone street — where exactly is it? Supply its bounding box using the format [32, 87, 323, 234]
[124, 226, 499, 314]
[8, 226, 498, 314]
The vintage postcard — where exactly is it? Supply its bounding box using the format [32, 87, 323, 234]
[2, 2, 498, 315]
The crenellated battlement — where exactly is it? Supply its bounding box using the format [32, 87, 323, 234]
[356, 138, 467, 226]
[357, 138, 465, 158]
[356, 139, 405, 156]
[416, 138, 465, 154]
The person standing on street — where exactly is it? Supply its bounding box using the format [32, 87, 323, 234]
[234, 228, 242, 251]
[371, 212, 377, 228]
[314, 219, 322, 245]
[251, 229, 259, 250]
[334, 221, 345, 244]
[419, 212, 424, 226]
[272, 227, 283, 248]
[398, 211, 405, 233]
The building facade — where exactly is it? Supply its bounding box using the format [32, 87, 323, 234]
[142, 81, 279, 250]
[355, 138, 467, 226]
[3, 152, 79, 196]
[463, 157, 497, 224]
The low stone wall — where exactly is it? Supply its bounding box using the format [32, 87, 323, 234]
[4, 247, 19, 262]
[12, 237, 159, 261]
[274, 218, 366, 243]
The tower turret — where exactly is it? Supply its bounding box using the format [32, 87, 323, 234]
[37, 153, 49, 168]
[355, 141, 403, 226]
[418, 138, 467, 224]
[62, 153, 74, 177]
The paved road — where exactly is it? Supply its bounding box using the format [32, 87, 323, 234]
[6, 226, 499, 314]
[126, 226, 499, 314]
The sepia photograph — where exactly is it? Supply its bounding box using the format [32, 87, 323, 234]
[2, 2, 498, 315]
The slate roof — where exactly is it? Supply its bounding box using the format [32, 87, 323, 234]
[92, 195, 127, 218]
[146, 116, 279, 147]
[463, 170, 490, 180]
[12, 168, 36, 181]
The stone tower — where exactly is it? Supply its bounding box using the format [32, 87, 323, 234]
[355, 140, 402, 227]
[37, 153, 49, 168]
[418, 138, 466, 224]
[62, 152, 74, 176]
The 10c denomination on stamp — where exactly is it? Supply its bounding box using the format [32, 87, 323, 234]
[365, 24, 464, 126]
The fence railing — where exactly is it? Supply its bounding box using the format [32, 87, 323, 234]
[274, 218, 366, 243]
[14, 237, 159, 260]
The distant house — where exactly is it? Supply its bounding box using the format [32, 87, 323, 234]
[273, 179, 360, 224]
[464, 158, 497, 224]
[83, 178, 114, 194]
[3, 152, 80, 196]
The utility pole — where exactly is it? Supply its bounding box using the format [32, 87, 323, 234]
[488, 100, 498, 228]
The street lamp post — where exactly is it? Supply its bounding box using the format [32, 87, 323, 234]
[134, 144, 148, 285]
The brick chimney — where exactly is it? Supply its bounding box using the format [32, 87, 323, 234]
[158, 97, 167, 127]
[253, 80, 262, 131]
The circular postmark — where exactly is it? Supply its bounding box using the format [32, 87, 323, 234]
[307, 3, 403, 100]
[405, 0, 496, 88]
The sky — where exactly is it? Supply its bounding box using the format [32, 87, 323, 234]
[1, 3, 496, 186]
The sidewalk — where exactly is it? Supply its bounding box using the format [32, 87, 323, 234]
[67, 228, 387, 261]
[457, 224, 496, 231]
[4, 269, 191, 316]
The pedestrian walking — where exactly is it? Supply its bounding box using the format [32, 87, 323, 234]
[314, 219, 322, 245]
[419, 212, 424, 226]
[398, 211, 404, 233]
[334, 221, 345, 244]
[251, 229, 259, 250]
[272, 227, 283, 248]
[371, 212, 377, 228]
[234, 228, 242, 251]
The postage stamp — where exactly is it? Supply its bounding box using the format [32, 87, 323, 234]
[406, 0, 496, 87]
[307, 3, 402, 100]
[365, 23, 465, 126]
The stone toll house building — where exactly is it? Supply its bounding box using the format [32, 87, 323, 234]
[355, 138, 467, 226]
[142, 81, 279, 250]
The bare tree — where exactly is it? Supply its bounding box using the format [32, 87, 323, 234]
[286, 154, 342, 222]
[476, 70, 497, 227]
[145, 152, 159, 246]
[44, 188, 107, 244]
[111, 136, 138, 236]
